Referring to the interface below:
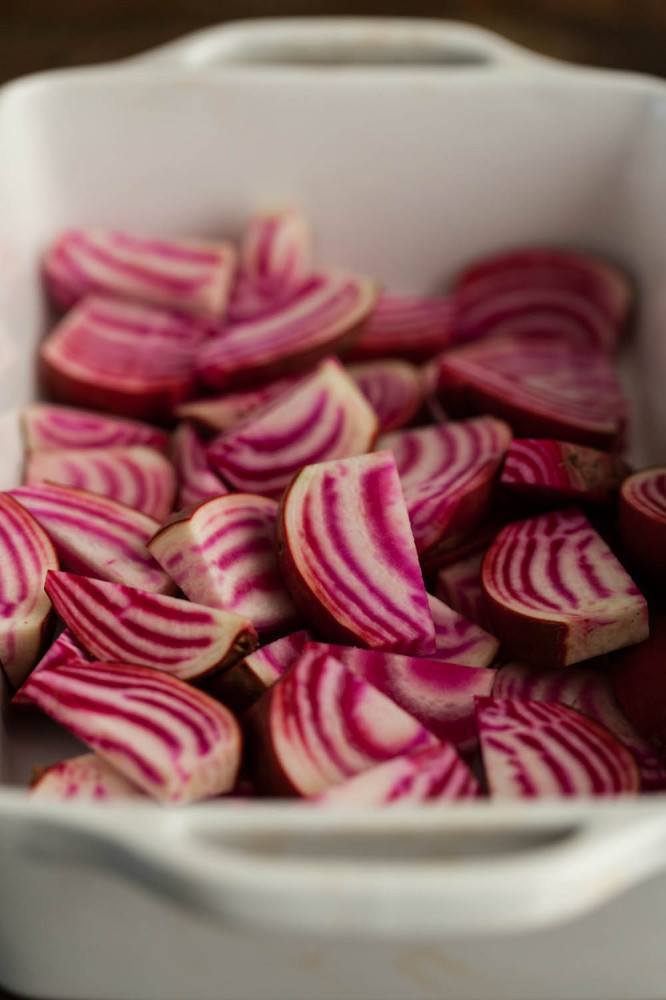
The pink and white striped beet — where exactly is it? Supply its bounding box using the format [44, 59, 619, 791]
[500, 439, 628, 505]
[21, 660, 242, 803]
[25, 445, 177, 520]
[11, 483, 172, 594]
[348, 359, 423, 432]
[430, 332, 626, 449]
[22, 404, 168, 454]
[611, 615, 666, 751]
[0, 494, 58, 688]
[206, 358, 379, 498]
[436, 550, 490, 628]
[149, 493, 297, 635]
[476, 697, 639, 798]
[493, 661, 666, 791]
[427, 593, 498, 668]
[314, 744, 480, 805]
[278, 451, 436, 654]
[13, 628, 89, 705]
[246, 648, 437, 796]
[197, 271, 378, 389]
[44, 228, 237, 317]
[619, 466, 666, 577]
[41, 296, 210, 420]
[171, 423, 228, 509]
[175, 376, 298, 433]
[305, 640, 494, 751]
[345, 293, 455, 361]
[45, 571, 257, 681]
[379, 417, 511, 556]
[209, 630, 310, 712]
[482, 508, 648, 668]
[30, 753, 144, 801]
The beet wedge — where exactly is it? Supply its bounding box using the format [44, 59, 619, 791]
[246, 648, 437, 797]
[278, 451, 436, 655]
[314, 744, 480, 805]
[619, 466, 666, 577]
[45, 571, 257, 681]
[436, 550, 490, 629]
[380, 417, 511, 556]
[206, 358, 378, 498]
[501, 439, 628, 506]
[427, 594, 498, 668]
[482, 508, 648, 668]
[305, 640, 494, 752]
[21, 660, 242, 803]
[175, 376, 298, 433]
[197, 271, 378, 390]
[476, 697, 639, 798]
[41, 296, 210, 421]
[31, 753, 144, 801]
[25, 445, 177, 521]
[171, 423, 228, 509]
[611, 615, 666, 752]
[13, 628, 89, 705]
[348, 359, 423, 433]
[0, 494, 58, 688]
[209, 630, 311, 713]
[494, 661, 666, 791]
[44, 228, 236, 317]
[22, 404, 168, 454]
[344, 293, 456, 361]
[11, 483, 173, 594]
[149, 493, 297, 635]
[430, 332, 626, 449]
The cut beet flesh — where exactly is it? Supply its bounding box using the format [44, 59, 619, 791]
[171, 423, 228, 509]
[245, 648, 438, 796]
[206, 358, 378, 498]
[477, 697, 639, 797]
[611, 616, 666, 752]
[482, 508, 648, 668]
[21, 659, 242, 803]
[13, 628, 89, 704]
[209, 630, 311, 713]
[278, 451, 436, 654]
[22, 404, 168, 454]
[427, 593, 498, 668]
[175, 376, 298, 433]
[344, 293, 456, 361]
[500, 439, 628, 505]
[379, 417, 511, 555]
[314, 744, 480, 804]
[45, 571, 257, 681]
[44, 228, 236, 317]
[436, 550, 489, 628]
[25, 445, 177, 521]
[149, 493, 297, 635]
[11, 483, 173, 594]
[30, 753, 144, 801]
[619, 467, 666, 577]
[348, 359, 423, 432]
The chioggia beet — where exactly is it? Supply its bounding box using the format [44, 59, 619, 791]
[171, 423, 228, 509]
[619, 466, 666, 577]
[344, 292, 455, 361]
[348, 359, 423, 432]
[30, 753, 145, 801]
[500, 439, 628, 506]
[611, 616, 666, 752]
[208, 630, 311, 712]
[427, 593, 498, 668]
[175, 376, 298, 433]
[13, 628, 89, 704]
[22, 404, 168, 454]
[436, 550, 490, 629]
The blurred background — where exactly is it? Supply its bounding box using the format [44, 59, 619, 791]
[1, 0, 665, 81]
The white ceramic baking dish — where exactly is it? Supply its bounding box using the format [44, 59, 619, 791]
[1, 18, 666, 1000]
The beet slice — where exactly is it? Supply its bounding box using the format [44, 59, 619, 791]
[278, 451, 436, 654]
[22, 404, 168, 454]
[348, 359, 423, 432]
[45, 571, 257, 681]
[344, 293, 455, 361]
[197, 271, 377, 390]
[305, 640, 494, 751]
[500, 439, 628, 506]
[209, 630, 310, 713]
[380, 417, 511, 556]
[206, 358, 378, 498]
[25, 445, 177, 521]
[476, 697, 639, 798]
[611, 616, 666, 752]
[11, 483, 173, 594]
[30, 753, 144, 801]
[175, 376, 298, 433]
[0, 494, 58, 688]
[436, 550, 489, 628]
[427, 594, 498, 668]
[246, 648, 437, 796]
[22, 660, 242, 802]
[13, 628, 89, 704]
[619, 467, 666, 577]
[41, 296, 210, 421]
[149, 493, 297, 635]
[44, 228, 236, 317]
[430, 332, 626, 449]
[171, 423, 228, 509]
[314, 744, 480, 804]
[482, 508, 648, 668]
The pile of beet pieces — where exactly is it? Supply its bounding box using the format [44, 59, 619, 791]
[5, 209, 664, 804]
